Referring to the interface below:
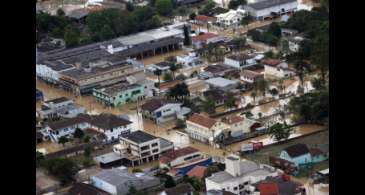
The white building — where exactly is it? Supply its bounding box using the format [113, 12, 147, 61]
[205, 77, 239, 91]
[224, 53, 258, 69]
[36, 61, 75, 83]
[186, 113, 229, 145]
[127, 72, 156, 98]
[45, 113, 132, 142]
[38, 97, 86, 119]
[159, 146, 203, 168]
[240, 70, 264, 83]
[192, 33, 226, 49]
[245, 0, 298, 20]
[262, 59, 295, 78]
[288, 36, 305, 52]
[216, 9, 247, 27]
[205, 155, 279, 194]
[141, 99, 190, 123]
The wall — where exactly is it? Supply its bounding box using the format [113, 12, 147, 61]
[154, 104, 182, 123]
[170, 151, 202, 167]
[280, 151, 312, 166]
[91, 176, 118, 195]
[224, 58, 241, 69]
[91, 124, 132, 142]
[48, 122, 90, 142]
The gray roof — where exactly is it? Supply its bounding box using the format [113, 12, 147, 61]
[96, 82, 142, 97]
[45, 97, 71, 104]
[205, 77, 238, 88]
[94, 152, 124, 164]
[122, 130, 158, 143]
[160, 138, 174, 149]
[89, 113, 132, 130]
[248, 0, 297, 10]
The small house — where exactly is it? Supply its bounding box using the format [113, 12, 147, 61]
[280, 144, 312, 166]
[192, 33, 226, 49]
[240, 70, 264, 83]
[141, 99, 190, 123]
[224, 53, 258, 69]
[216, 9, 247, 27]
[263, 59, 295, 78]
[310, 148, 328, 163]
[205, 77, 239, 91]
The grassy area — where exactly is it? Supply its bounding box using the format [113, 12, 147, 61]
[242, 130, 329, 165]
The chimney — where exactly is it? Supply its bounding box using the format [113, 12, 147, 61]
[225, 155, 241, 177]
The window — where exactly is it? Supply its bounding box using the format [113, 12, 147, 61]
[234, 187, 238, 191]
[110, 128, 113, 132]
[152, 149, 159, 153]
[151, 143, 158, 147]
[141, 145, 150, 150]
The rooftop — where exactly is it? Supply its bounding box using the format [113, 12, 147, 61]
[187, 113, 217, 129]
[90, 113, 132, 129]
[68, 182, 109, 195]
[122, 130, 158, 143]
[262, 59, 283, 67]
[253, 175, 304, 195]
[226, 53, 255, 61]
[45, 97, 71, 104]
[48, 114, 90, 130]
[203, 89, 227, 101]
[94, 152, 124, 164]
[160, 147, 199, 164]
[222, 116, 244, 125]
[283, 144, 310, 158]
[195, 15, 216, 22]
[204, 64, 234, 74]
[96, 82, 142, 97]
[164, 183, 193, 195]
[248, 0, 297, 10]
[205, 77, 238, 88]
[241, 70, 263, 79]
[192, 33, 218, 42]
[141, 98, 177, 112]
[187, 166, 207, 179]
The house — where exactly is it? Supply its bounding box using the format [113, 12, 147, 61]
[244, 0, 298, 21]
[287, 36, 305, 52]
[45, 113, 132, 142]
[148, 61, 174, 74]
[263, 59, 295, 78]
[310, 148, 328, 163]
[159, 80, 183, 94]
[184, 78, 208, 97]
[91, 167, 160, 195]
[176, 52, 204, 68]
[127, 72, 156, 98]
[204, 64, 235, 77]
[224, 53, 258, 69]
[159, 183, 194, 195]
[281, 28, 299, 37]
[206, 189, 236, 195]
[68, 182, 110, 195]
[186, 165, 207, 180]
[192, 33, 226, 49]
[205, 77, 239, 91]
[221, 116, 260, 138]
[280, 144, 312, 166]
[216, 9, 248, 27]
[241, 70, 264, 83]
[205, 155, 279, 194]
[250, 175, 306, 195]
[185, 113, 229, 145]
[38, 97, 86, 119]
[67, 8, 89, 22]
[141, 99, 190, 123]
[195, 15, 217, 25]
[93, 83, 145, 107]
[203, 89, 227, 106]
[113, 130, 174, 167]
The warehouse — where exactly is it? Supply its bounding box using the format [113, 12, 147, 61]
[245, 0, 298, 20]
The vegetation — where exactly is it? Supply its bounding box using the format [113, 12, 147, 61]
[176, 118, 186, 128]
[156, 0, 173, 16]
[185, 176, 203, 191]
[154, 69, 162, 89]
[183, 25, 191, 46]
[73, 128, 84, 140]
[164, 175, 177, 188]
[269, 122, 293, 141]
[128, 186, 143, 195]
[231, 37, 246, 52]
[189, 12, 197, 20]
[224, 95, 237, 110]
[198, 0, 216, 15]
[202, 99, 216, 114]
[36, 151, 44, 167]
[163, 72, 173, 82]
[248, 22, 282, 46]
[41, 158, 78, 185]
[167, 83, 190, 101]
[58, 136, 69, 147]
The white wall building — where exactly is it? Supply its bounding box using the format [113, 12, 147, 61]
[205, 155, 279, 194]
[141, 99, 190, 123]
[205, 77, 239, 91]
[262, 59, 295, 78]
[288, 36, 305, 52]
[36, 62, 75, 83]
[240, 70, 264, 83]
[245, 0, 298, 20]
[159, 146, 203, 168]
[38, 97, 86, 119]
[216, 9, 247, 27]
[224, 53, 258, 69]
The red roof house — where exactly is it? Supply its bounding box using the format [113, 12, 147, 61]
[160, 147, 201, 167]
[259, 183, 279, 195]
[186, 165, 207, 180]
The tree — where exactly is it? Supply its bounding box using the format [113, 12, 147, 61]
[42, 158, 78, 185]
[100, 24, 115, 40]
[186, 176, 203, 191]
[231, 37, 246, 52]
[36, 151, 44, 167]
[64, 29, 80, 48]
[269, 88, 279, 96]
[83, 135, 91, 143]
[198, 0, 216, 15]
[189, 12, 197, 20]
[203, 99, 216, 114]
[255, 79, 269, 98]
[154, 69, 162, 90]
[84, 146, 92, 157]
[228, 0, 246, 9]
[167, 83, 190, 101]
[164, 175, 176, 188]
[280, 39, 289, 54]
[311, 77, 325, 91]
[267, 22, 282, 38]
[169, 63, 178, 79]
[126, 2, 135, 12]
[58, 136, 69, 147]
[264, 50, 274, 58]
[163, 72, 173, 82]
[57, 8, 65, 17]
[240, 15, 252, 28]
[73, 128, 84, 140]
[269, 122, 293, 141]
[258, 112, 263, 119]
[156, 0, 173, 16]
[251, 91, 257, 103]
[224, 95, 237, 110]
[183, 25, 191, 46]
[245, 111, 253, 118]
[311, 34, 329, 84]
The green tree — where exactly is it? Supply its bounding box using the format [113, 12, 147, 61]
[73, 128, 84, 140]
[245, 111, 253, 118]
[58, 136, 69, 147]
[311, 34, 329, 84]
[269, 122, 293, 141]
[311, 77, 325, 91]
[167, 83, 190, 101]
[83, 135, 91, 143]
[154, 69, 162, 90]
[224, 95, 237, 110]
[64, 28, 80, 48]
[228, 0, 246, 9]
[255, 79, 269, 98]
[203, 99, 216, 114]
[231, 37, 246, 52]
[267, 22, 282, 38]
[183, 25, 191, 46]
[189, 12, 197, 20]
[57, 8, 65, 17]
[281, 39, 289, 54]
[199, 0, 216, 15]
[41, 158, 78, 185]
[264, 50, 274, 58]
[126, 2, 135, 12]
[251, 91, 257, 103]
[269, 88, 279, 96]
[163, 72, 173, 82]
[186, 176, 203, 191]
[164, 175, 176, 188]
[36, 151, 44, 167]
[169, 63, 178, 79]
[156, 0, 173, 16]
[100, 24, 115, 40]
[84, 146, 92, 157]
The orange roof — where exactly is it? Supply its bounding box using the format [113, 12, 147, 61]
[259, 183, 279, 195]
[262, 59, 283, 67]
[187, 113, 217, 129]
[187, 166, 207, 179]
[222, 116, 244, 125]
[192, 33, 218, 42]
[160, 147, 199, 164]
[160, 80, 181, 91]
[195, 15, 216, 22]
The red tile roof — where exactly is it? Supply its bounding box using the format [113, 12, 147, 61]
[187, 166, 207, 179]
[262, 59, 283, 67]
[195, 15, 216, 22]
[192, 33, 218, 42]
[222, 116, 244, 125]
[310, 148, 325, 156]
[187, 113, 217, 129]
[259, 183, 279, 195]
[160, 147, 199, 164]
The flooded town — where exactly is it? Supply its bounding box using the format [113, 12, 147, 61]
[36, 0, 329, 194]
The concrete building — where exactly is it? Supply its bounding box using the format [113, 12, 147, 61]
[263, 59, 295, 78]
[216, 9, 248, 27]
[91, 168, 160, 195]
[38, 97, 86, 119]
[159, 183, 194, 195]
[205, 155, 279, 194]
[159, 146, 203, 168]
[245, 0, 298, 20]
[224, 53, 258, 69]
[192, 33, 226, 49]
[141, 99, 190, 123]
[287, 35, 305, 52]
[186, 113, 229, 145]
[280, 144, 312, 166]
[240, 70, 264, 83]
[127, 72, 156, 98]
[93, 83, 144, 107]
[184, 78, 208, 97]
[205, 77, 239, 91]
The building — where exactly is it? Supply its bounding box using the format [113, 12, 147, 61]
[141, 99, 190, 123]
[287, 36, 305, 52]
[250, 175, 306, 195]
[148, 61, 174, 74]
[263, 59, 295, 78]
[68, 182, 110, 195]
[192, 33, 226, 49]
[127, 72, 156, 97]
[205, 155, 279, 194]
[176, 52, 204, 67]
[195, 15, 217, 25]
[184, 78, 208, 97]
[160, 147, 202, 168]
[38, 97, 86, 119]
[224, 53, 258, 69]
[113, 130, 174, 166]
[205, 77, 239, 91]
[241, 70, 264, 83]
[186, 113, 229, 145]
[280, 144, 312, 166]
[45, 113, 132, 142]
[221, 116, 261, 138]
[244, 0, 298, 20]
[281, 28, 299, 37]
[204, 64, 235, 77]
[159, 183, 194, 195]
[93, 83, 144, 107]
[309, 148, 328, 163]
[186, 165, 207, 180]
[216, 9, 248, 27]
[91, 168, 160, 195]
[203, 89, 227, 106]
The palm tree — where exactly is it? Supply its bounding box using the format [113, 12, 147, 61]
[153, 69, 162, 91]
[169, 63, 178, 80]
[251, 91, 257, 104]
